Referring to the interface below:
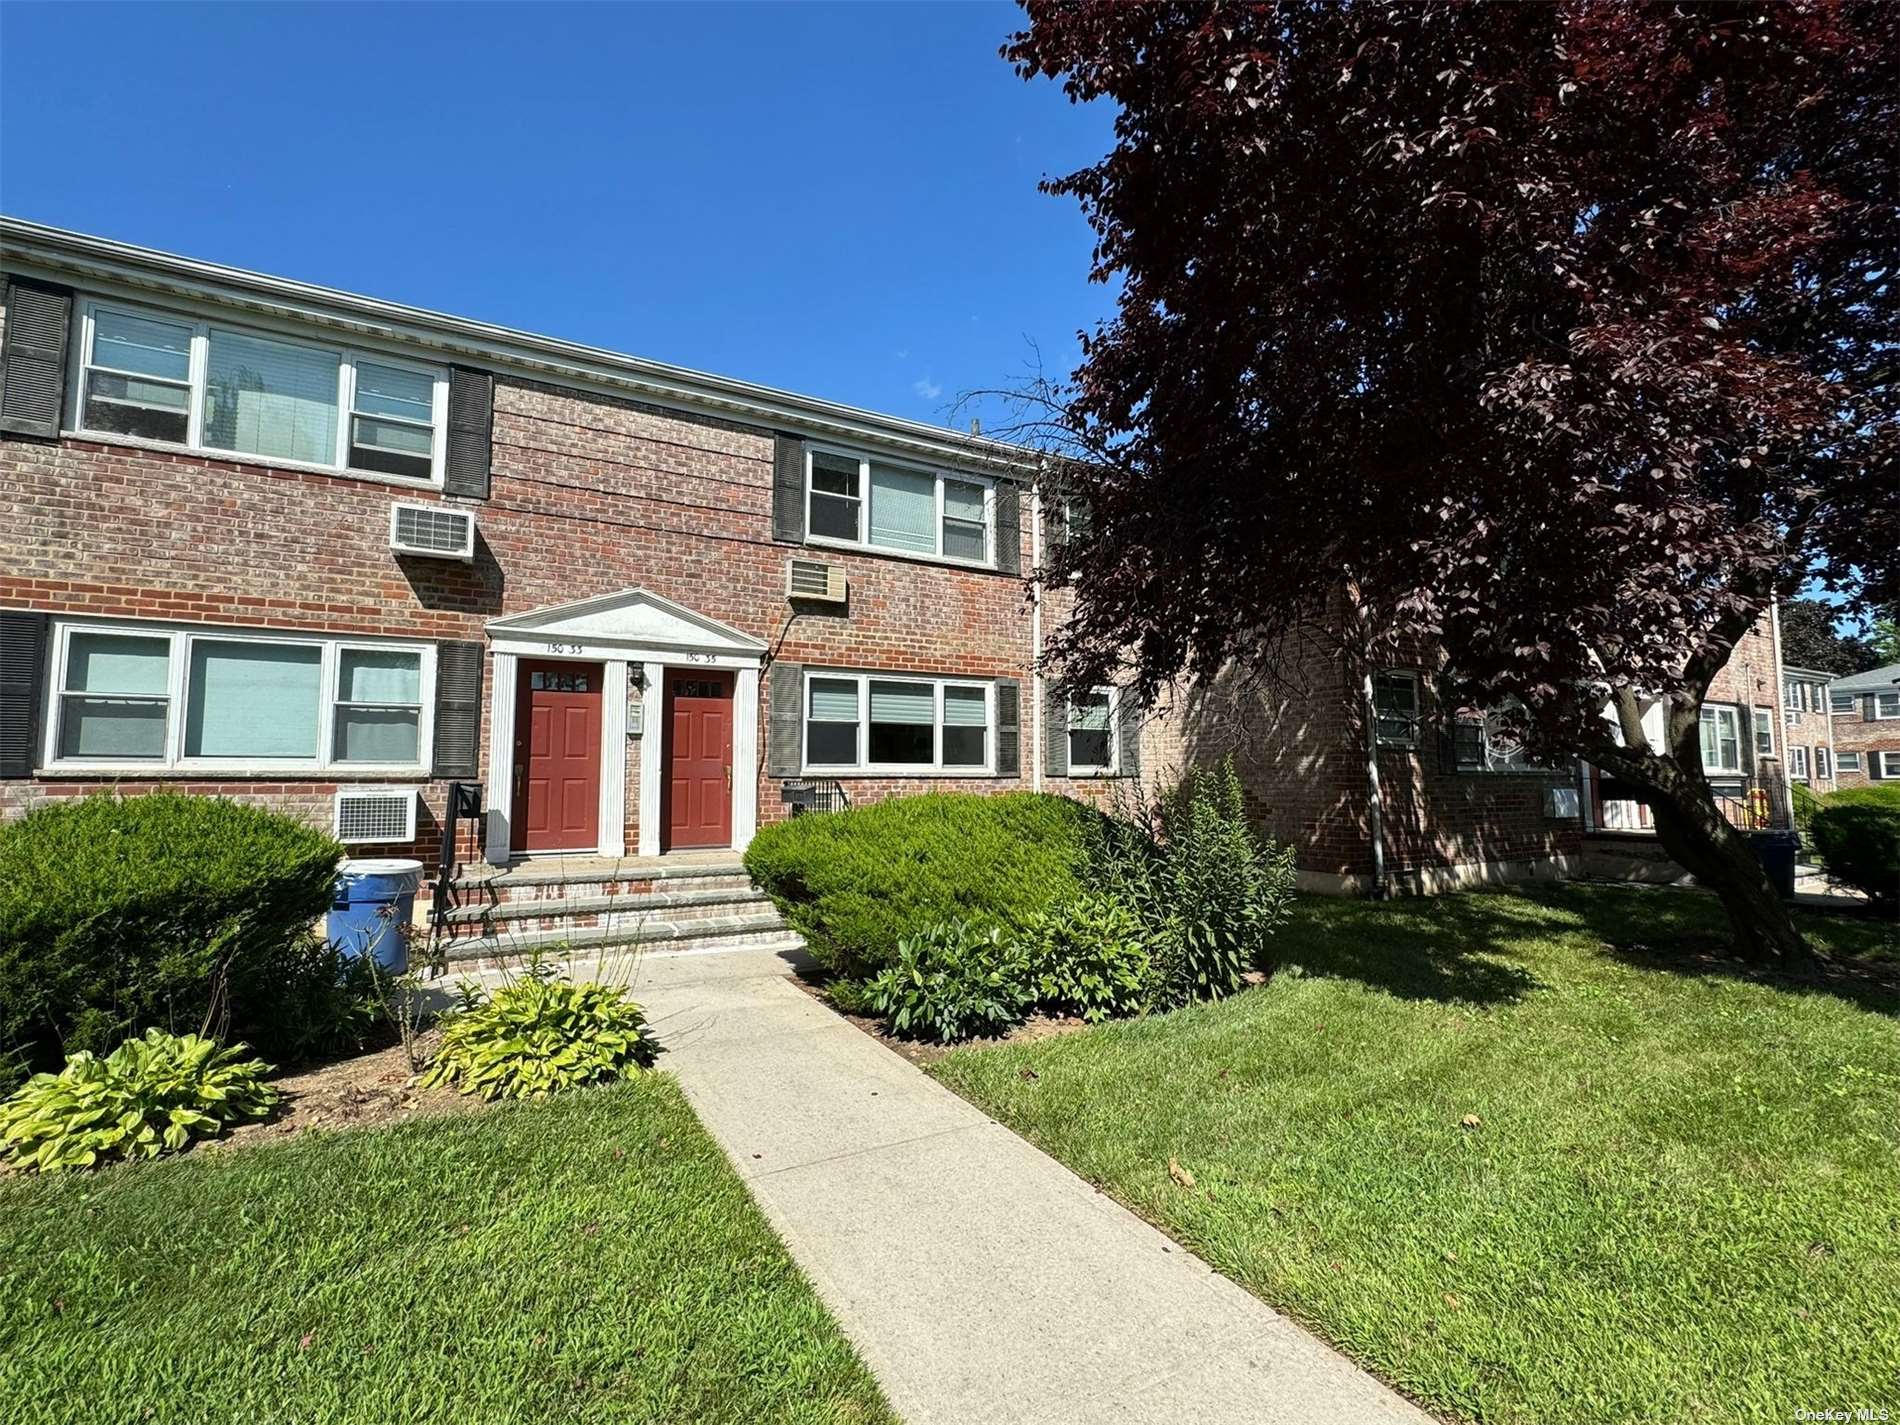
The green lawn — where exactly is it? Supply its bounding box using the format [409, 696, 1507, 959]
[934, 884, 1900, 1425]
[0, 1076, 892, 1425]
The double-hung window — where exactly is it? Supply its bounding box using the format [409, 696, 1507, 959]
[1838, 751, 1862, 773]
[1814, 746, 1831, 781]
[1789, 745, 1810, 781]
[1699, 705, 1743, 775]
[1877, 751, 1900, 778]
[1753, 708, 1775, 759]
[1831, 690, 1857, 714]
[802, 672, 992, 773]
[74, 299, 447, 484]
[1067, 687, 1117, 774]
[47, 620, 432, 772]
[1373, 670, 1421, 748]
[805, 447, 994, 566]
[1878, 691, 1900, 720]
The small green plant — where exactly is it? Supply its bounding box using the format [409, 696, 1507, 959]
[1024, 892, 1154, 1022]
[0, 1029, 278, 1173]
[420, 967, 658, 1101]
[1095, 758, 1297, 1007]
[1811, 785, 1900, 910]
[864, 919, 1034, 1043]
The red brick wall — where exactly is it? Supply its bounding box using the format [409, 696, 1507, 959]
[1832, 692, 1900, 787]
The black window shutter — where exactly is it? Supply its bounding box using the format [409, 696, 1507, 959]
[994, 677, 1020, 778]
[994, 480, 1021, 575]
[443, 367, 493, 499]
[766, 661, 803, 776]
[1864, 695, 1877, 722]
[432, 640, 485, 778]
[0, 610, 50, 777]
[1044, 684, 1069, 778]
[1, 280, 73, 439]
[1116, 690, 1142, 779]
[773, 435, 806, 544]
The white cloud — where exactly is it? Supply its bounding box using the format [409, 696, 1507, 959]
[912, 377, 942, 401]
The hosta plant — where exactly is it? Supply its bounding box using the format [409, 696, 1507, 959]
[419, 970, 658, 1101]
[0, 1029, 278, 1173]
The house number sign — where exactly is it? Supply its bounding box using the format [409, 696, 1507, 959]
[545, 641, 583, 654]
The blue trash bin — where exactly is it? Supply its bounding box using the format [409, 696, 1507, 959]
[327, 858, 424, 973]
[1749, 830, 1800, 901]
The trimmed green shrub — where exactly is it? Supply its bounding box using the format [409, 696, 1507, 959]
[1024, 892, 1154, 1022]
[1811, 785, 1900, 909]
[0, 793, 344, 1090]
[865, 919, 1034, 1043]
[420, 969, 658, 1101]
[744, 792, 1104, 975]
[1095, 759, 1297, 1007]
[0, 1029, 278, 1173]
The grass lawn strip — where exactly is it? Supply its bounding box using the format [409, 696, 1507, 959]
[0, 1074, 894, 1425]
[933, 885, 1900, 1425]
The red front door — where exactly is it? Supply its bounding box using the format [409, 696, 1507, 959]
[511, 660, 603, 853]
[664, 670, 734, 850]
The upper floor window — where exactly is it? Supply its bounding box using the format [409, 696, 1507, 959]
[805, 446, 993, 566]
[1830, 690, 1857, 714]
[1373, 670, 1421, 748]
[74, 300, 446, 484]
[1700, 705, 1743, 775]
[1753, 708, 1774, 758]
[1878, 691, 1900, 720]
[47, 618, 432, 772]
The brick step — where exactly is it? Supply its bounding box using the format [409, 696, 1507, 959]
[438, 912, 797, 968]
[449, 858, 755, 907]
[441, 885, 771, 931]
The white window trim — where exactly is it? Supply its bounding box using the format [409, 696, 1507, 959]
[1830, 691, 1857, 714]
[1789, 745, 1810, 782]
[803, 444, 997, 570]
[1066, 685, 1120, 775]
[1814, 745, 1831, 780]
[1876, 691, 1900, 720]
[799, 669, 995, 777]
[1753, 707, 1775, 759]
[1700, 704, 1744, 776]
[69, 295, 448, 488]
[1838, 751, 1862, 772]
[44, 617, 435, 776]
[1373, 669, 1422, 750]
[1879, 751, 1900, 779]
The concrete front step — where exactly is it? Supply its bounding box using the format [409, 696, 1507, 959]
[438, 911, 795, 967]
[442, 885, 772, 930]
[451, 856, 750, 894]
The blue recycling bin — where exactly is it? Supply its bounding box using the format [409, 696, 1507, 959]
[327, 858, 424, 973]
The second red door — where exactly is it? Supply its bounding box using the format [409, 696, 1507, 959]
[664, 670, 734, 850]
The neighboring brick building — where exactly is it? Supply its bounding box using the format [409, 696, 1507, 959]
[1828, 662, 1900, 787]
[1778, 664, 1840, 791]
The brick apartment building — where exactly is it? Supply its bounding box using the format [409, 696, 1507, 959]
[1829, 662, 1900, 787]
[1779, 664, 1839, 791]
[0, 221, 1825, 903]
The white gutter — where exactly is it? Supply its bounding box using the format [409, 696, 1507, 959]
[0, 216, 1039, 479]
[1030, 469, 1045, 792]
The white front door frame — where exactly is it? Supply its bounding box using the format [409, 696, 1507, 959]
[482, 588, 767, 865]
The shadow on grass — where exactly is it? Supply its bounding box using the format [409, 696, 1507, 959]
[1272, 892, 1550, 1006]
[1551, 882, 1900, 1019]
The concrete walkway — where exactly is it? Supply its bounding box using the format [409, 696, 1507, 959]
[598, 942, 1432, 1425]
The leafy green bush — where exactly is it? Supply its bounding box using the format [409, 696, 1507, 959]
[744, 792, 1104, 975]
[1812, 785, 1900, 909]
[1024, 892, 1154, 1022]
[420, 969, 657, 1101]
[0, 793, 343, 1089]
[865, 919, 1034, 1043]
[1096, 759, 1297, 1007]
[0, 1029, 277, 1173]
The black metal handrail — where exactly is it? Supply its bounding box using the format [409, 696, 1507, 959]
[431, 781, 484, 934]
[781, 778, 850, 818]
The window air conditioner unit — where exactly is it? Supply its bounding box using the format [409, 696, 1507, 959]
[390, 502, 476, 561]
[786, 557, 847, 606]
[335, 787, 419, 844]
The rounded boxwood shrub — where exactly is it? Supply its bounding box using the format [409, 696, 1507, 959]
[744, 792, 1105, 976]
[1811, 785, 1900, 909]
[0, 793, 343, 1089]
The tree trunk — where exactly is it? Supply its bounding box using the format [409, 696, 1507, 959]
[1590, 686, 1816, 969]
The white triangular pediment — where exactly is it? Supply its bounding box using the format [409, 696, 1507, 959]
[487, 587, 766, 654]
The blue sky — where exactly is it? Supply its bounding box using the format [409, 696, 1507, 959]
[0, 1, 1116, 429]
